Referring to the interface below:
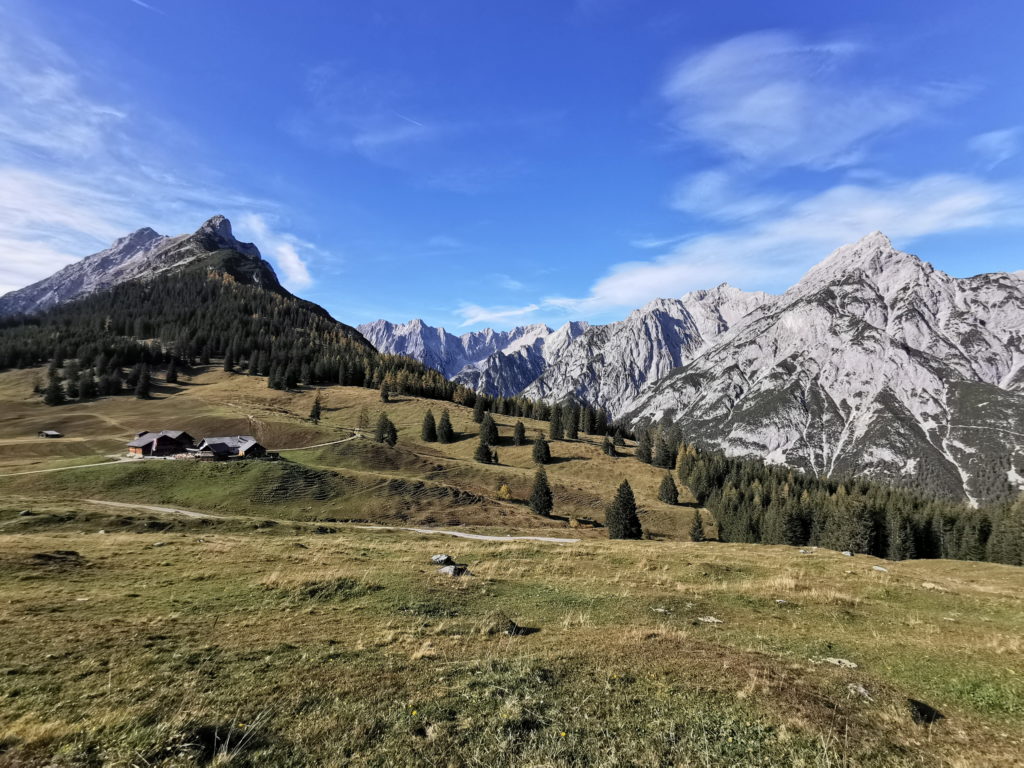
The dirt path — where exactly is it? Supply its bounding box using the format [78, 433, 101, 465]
[84, 499, 224, 519]
[0, 457, 133, 477]
[78, 499, 579, 543]
[271, 433, 362, 452]
[357, 525, 580, 544]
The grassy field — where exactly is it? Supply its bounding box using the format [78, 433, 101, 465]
[0, 366, 1022, 766]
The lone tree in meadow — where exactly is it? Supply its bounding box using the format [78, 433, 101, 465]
[379, 382, 390, 403]
[513, 421, 527, 446]
[437, 409, 455, 444]
[474, 440, 495, 464]
[529, 467, 553, 517]
[602, 435, 616, 457]
[658, 473, 678, 505]
[374, 412, 398, 446]
[480, 413, 499, 445]
[472, 397, 486, 423]
[309, 389, 323, 423]
[421, 409, 438, 442]
[690, 510, 706, 542]
[606, 479, 642, 540]
[532, 437, 551, 465]
[165, 359, 179, 384]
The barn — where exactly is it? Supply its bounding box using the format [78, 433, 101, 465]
[194, 435, 267, 459]
[127, 430, 195, 457]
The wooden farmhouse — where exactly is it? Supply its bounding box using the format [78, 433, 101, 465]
[127, 430, 195, 457]
[194, 435, 268, 460]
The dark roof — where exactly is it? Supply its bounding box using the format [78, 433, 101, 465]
[39, 430, 62, 436]
[127, 430, 193, 447]
[198, 435, 260, 453]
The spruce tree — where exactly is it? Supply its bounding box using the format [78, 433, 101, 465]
[474, 440, 494, 464]
[606, 479, 642, 539]
[636, 429, 653, 464]
[472, 397, 486, 423]
[42, 373, 65, 406]
[165, 359, 179, 384]
[480, 413, 499, 446]
[613, 427, 625, 447]
[223, 349, 234, 372]
[309, 389, 323, 423]
[690, 510, 706, 542]
[421, 409, 438, 442]
[77, 371, 97, 401]
[603, 435, 616, 457]
[134, 365, 151, 399]
[532, 437, 551, 465]
[437, 409, 455, 444]
[529, 467, 553, 516]
[374, 413, 398, 446]
[564, 402, 579, 440]
[512, 421, 527, 446]
[380, 382, 390, 403]
[549, 404, 564, 440]
[658, 473, 679, 505]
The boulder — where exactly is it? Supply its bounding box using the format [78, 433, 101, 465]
[841, 551, 853, 557]
[431, 554, 454, 566]
[18, 510, 33, 517]
[872, 565, 889, 573]
[438, 564, 470, 577]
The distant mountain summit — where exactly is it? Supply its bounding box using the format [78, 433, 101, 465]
[0, 215, 279, 316]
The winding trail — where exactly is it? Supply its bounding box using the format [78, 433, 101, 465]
[79, 499, 580, 544]
[0, 457, 132, 477]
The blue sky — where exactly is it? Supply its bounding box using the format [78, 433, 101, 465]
[0, 0, 1021, 329]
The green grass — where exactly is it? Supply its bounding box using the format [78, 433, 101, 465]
[0, 367, 1022, 765]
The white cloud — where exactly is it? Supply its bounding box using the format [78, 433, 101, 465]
[235, 213, 315, 291]
[547, 173, 1021, 313]
[662, 30, 965, 170]
[670, 169, 786, 221]
[456, 302, 540, 327]
[969, 128, 1021, 169]
[0, 11, 293, 296]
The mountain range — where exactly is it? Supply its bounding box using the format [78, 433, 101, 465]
[364, 233, 1024, 504]
[2, 220, 1022, 504]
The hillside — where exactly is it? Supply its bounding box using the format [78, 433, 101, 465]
[0, 366, 1022, 766]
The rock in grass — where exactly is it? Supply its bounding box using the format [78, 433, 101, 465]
[848, 683, 873, 700]
[431, 554, 454, 565]
[872, 565, 889, 573]
[438, 564, 470, 577]
[18, 510, 33, 517]
[841, 551, 854, 557]
[697, 616, 723, 624]
[822, 657, 858, 669]
[152, 542, 167, 548]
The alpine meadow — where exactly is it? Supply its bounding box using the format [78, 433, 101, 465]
[1, 2, 1023, 767]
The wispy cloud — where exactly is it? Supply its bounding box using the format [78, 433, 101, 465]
[0, 10, 298, 295]
[456, 302, 541, 327]
[235, 214, 315, 291]
[969, 127, 1021, 169]
[548, 173, 1021, 313]
[662, 30, 966, 170]
[127, 0, 165, 14]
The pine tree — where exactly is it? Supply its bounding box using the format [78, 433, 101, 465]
[529, 467, 553, 516]
[653, 433, 674, 468]
[513, 421, 527, 446]
[374, 413, 398, 446]
[888, 512, 917, 561]
[532, 437, 551, 465]
[564, 402, 579, 440]
[549, 404, 563, 440]
[613, 427, 625, 447]
[309, 389, 323, 423]
[690, 510, 706, 542]
[658, 473, 679, 504]
[472, 397, 486, 423]
[603, 435, 616, 457]
[134, 364, 151, 399]
[437, 409, 455, 444]
[165, 359, 179, 384]
[357, 406, 370, 432]
[636, 429, 653, 464]
[380, 382, 390, 403]
[223, 349, 234, 372]
[606, 480, 642, 539]
[474, 440, 494, 464]
[480, 413, 499, 445]
[42, 373, 65, 406]
[77, 371, 97, 401]
[421, 410, 438, 442]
